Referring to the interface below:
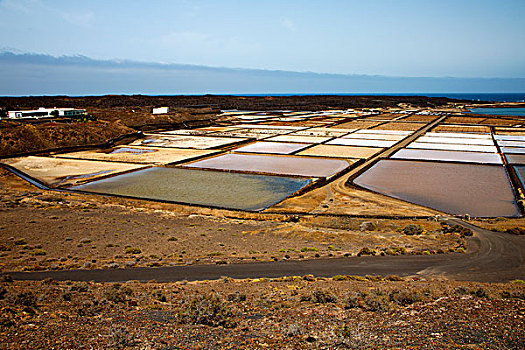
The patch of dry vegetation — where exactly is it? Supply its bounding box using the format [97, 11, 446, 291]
[0, 278, 523, 349]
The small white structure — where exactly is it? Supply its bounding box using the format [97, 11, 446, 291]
[153, 107, 169, 114]
[6, 107, 86, 119]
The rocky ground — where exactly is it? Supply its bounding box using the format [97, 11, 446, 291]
[1, 277, 524, 349]
[0, 94, 481, 113]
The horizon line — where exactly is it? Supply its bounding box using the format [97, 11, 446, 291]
[2, 50, 525, 81]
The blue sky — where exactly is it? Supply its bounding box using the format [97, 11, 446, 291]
[0, 0, 524, 78]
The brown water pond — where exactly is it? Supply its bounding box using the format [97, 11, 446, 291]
[505, 154, 525, 165]
[353, 160, 519, 217]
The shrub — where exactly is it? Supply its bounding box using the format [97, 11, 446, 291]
[0, 244, 10, 251]
[14, 292, 37, 307]
[227, 292, 246, 302]
[501, 291, 525, 300]
[104, 283, 133, 303]
[178, 295, 236, 328]
[389, 289, 422, 306]
[362, 292, 391, 312]
[300, 247, 319, 252]
[312, 290, 337, 303]
[124, 247, 141, 254]
[385, 275, 404, 281]
[14, 239, 27, 246]
[109, 325, 134, 348]
[357, 247, 376, 256]
[442, 223, 473, 237]
[0, 307, 18, 328]
[454, 286, 470, 295]
[335, 325, 354, 338]
[345, 290, 392, 312]
[167, 237, 178, 242]
[360, 221, 377, 231]
[471, 288, 489, 298]
[506, 227, 525, 235]
[344, 294, 361, 309]
[284, 324, 302, 337]
[402, 224, 423, 235]
[32, 249, 46, 256]
[152, 291, 167, 302]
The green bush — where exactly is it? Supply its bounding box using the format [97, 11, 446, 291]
[300, 247, 319, 252]
[124, 247, 141, 254]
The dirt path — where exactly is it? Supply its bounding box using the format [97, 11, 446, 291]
[5, 218, 524, 283]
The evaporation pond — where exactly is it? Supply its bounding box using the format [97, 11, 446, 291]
[55, 146, 217, 165]
[408, 142, 497, 153]
[233, 141, 309, 154]
[416, 136, 494, 146]
[496, 140, 525, 148]
[327, 138, 396, 148]
[131, 134, 248, 149]
[392, 149, 502, 164]
[1, 156, 145, 187]
[184, 153, 349, 178]
[506, 154, 525, 165]
[70, 167, 311, 211]
[501, 147, 525, 154]
[353, 160, 519, 217]
[297, 145, 381, 159]
[515, 166, 525, 187]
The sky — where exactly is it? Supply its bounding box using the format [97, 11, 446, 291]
[1, 0, 524, 79]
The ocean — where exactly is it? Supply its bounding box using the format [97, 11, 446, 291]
[468, 107, 525, 117]
[235, 93, 525, 103]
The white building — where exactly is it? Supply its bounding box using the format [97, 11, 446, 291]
[152, 107, 169, 114]
[5, 107, 86, 119]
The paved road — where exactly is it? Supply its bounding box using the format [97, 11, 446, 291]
[4, 218, 524, 283]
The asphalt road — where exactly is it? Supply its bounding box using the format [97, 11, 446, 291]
[4, 218, 524, 283]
